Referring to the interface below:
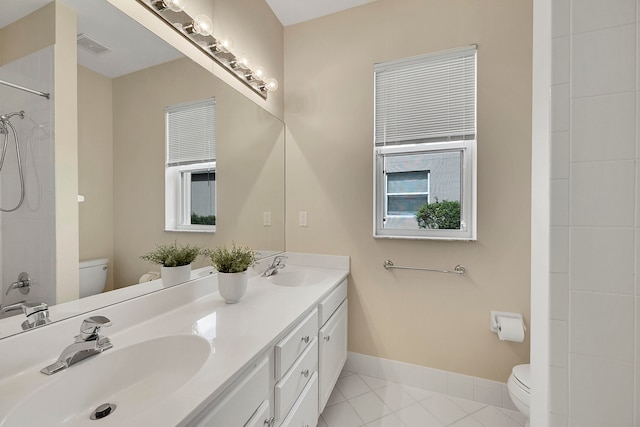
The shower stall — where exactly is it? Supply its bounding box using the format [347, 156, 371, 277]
[0, 46, 56, 310]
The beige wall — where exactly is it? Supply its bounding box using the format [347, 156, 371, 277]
[53, 1, 80, 303]
[112, 58, 284, 288]
[78, 66, 114, 292]
[284, 0, 532, 381]
[0, 3, 56, 66]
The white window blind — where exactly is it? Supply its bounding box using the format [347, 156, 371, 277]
[166, 98, 216, 166]
[374, 46, 476, 146]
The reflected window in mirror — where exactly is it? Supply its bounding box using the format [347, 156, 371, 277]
[165, 98, 216, 232]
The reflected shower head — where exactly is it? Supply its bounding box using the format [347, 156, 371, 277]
[0, 111, 24, 122]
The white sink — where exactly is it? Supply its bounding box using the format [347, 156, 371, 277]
[2, 334, 210, 427]
[268, 269, 327, 287]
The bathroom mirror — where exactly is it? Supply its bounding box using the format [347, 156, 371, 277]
[0, 0, 285, 339]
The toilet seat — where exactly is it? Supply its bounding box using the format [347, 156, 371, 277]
[507, 363, 530, 421]
[512, 364, 530, 392]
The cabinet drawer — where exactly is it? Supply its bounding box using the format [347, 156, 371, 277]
[275, 337, 318, 421]
[318, 279, 347, 326]
[280, 372, 319, 427]
[245, 400, 271, 427]
[192, 357, 270, 427]
[275, 308, 318, 379]
[319, 299, 348, 412]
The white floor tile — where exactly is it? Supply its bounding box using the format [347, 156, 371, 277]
[317, 415, 328, 427]
[340, 369, 356, 378]
[361, 374, 393, 390]
[401, 384, 437, 401]
[498, 408, 527, 426]
[366, 413, 406, 427]
[449, 415, 486, 427]
[349, 391, 393, 424]
[447, 395, 488, 414]
[395, 402, 445, 427]
[420, 394, 468, 425]
[321, 401, 364, 427]
[472, 406, 523, 427]
[336, 374, 372, 399]
[326, 385, 346, 407]
[374, 383, 417, 411]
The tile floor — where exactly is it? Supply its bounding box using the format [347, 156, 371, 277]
[319, 370, 527, 427]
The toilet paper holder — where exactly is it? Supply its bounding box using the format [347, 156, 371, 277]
[489, 311, 525, 333]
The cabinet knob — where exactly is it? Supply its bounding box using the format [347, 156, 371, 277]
[301, 368, 309, 378]
[301, 335, 310, 343]
[264, 416, 275, 427]
[324, 335, 331, 342]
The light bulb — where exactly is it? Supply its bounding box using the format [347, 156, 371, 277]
[265, 77, 278, 92]
[237, 53, 251, 69]
[252, 66, 265, 80]
[219, 36, 233, 52]
[191, 14, 213, 36]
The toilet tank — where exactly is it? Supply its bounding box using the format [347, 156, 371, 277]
[79, 258, 109, 298]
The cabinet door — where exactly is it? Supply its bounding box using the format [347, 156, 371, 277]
[318, 299, 347, 412]
[280, 373, 319, 427]
[244, 400, 272, 427]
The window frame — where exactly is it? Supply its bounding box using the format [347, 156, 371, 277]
[165, 161, 217, 233]
[374, 140, 476, 240]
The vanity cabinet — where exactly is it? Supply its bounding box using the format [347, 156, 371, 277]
[189, 356, 272, 427]
[318, 281, 348, 412]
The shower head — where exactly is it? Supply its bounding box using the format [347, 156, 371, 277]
[0, 111, 24, 122]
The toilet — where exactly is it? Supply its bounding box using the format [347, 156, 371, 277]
[507, 363, 531, 427]
[79, 258, 109, 298]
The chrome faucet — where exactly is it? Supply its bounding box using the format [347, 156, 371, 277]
[41, 316, 113, 375]
[262, 255, 288, 277]
[0, 301, 51, 330]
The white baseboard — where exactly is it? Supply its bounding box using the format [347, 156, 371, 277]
[344, 352, 518, 411]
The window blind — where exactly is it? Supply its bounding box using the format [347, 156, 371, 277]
[374, 46, 476, 146]
[166, 98, 216, 166]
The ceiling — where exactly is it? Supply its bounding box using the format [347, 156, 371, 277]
[265, 0, 376, 26]
[0, 0, 374, 78]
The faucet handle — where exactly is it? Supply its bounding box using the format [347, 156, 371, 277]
[79, 316, 112, 341]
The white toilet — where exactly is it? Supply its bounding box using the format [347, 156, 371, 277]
[507, 363, 531, 427]
[79, 258, 109, 298]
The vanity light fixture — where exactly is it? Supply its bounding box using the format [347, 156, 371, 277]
[138, 0, 277, 99]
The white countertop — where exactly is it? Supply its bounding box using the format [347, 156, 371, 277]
[0, 253, 349, 426]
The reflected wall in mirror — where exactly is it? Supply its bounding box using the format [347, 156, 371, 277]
[0, 0, 285, 338]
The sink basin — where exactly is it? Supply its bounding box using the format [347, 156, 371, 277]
[268, 269, 326, 287]
[3, 334, 210, 427]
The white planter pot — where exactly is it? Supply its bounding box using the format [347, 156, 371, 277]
[217, 271, 249, 304]
[161, 264, 192, 287]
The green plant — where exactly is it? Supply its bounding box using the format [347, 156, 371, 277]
[415, 198, 461, 230]
[206, 243, 258, 273]
[140, 241, 202, 267]
[191, 213, 216, 225]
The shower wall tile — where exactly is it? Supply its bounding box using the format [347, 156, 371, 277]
[569, 354, 634, 427]
[549, 320, 568, 367]
[552, 0, 570, 37]
[569, 227, 634, 294]
[570, 291, 634, 361]
[552, 36, 570, 85]
[570, 160, 635, 227]
[571, 24, 636, 98]
[550, 226, 570, 273]
[551, 84, 570, 132]
[570, 92, 636, 162]
[571, 0, 635, 34]
[549, 366, 568, 415]
[551, 132, 570, 179]
[550, 273, 569, 320]
[551, 179, 569, 226]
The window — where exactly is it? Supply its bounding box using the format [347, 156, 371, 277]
[373, 46, 477, 240]
[165, 98, 216, 232]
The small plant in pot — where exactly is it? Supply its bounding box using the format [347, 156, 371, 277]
[207, 243, 258, 304]
[140, 241, 202, 287]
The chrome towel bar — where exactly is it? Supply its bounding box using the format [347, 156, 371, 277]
[383, 260, 467, 276]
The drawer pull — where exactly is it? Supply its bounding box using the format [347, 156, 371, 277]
[301, 335, 310, 344]
[301, 368, 310, 378]
[323, 335, 331, 342]
[264, 417, 275, 427]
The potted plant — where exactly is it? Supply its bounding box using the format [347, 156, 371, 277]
[207, 243, 258, 303]
[140, 241, 202, 287]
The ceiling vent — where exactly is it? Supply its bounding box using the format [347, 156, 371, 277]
[77, 33, 112, 55]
